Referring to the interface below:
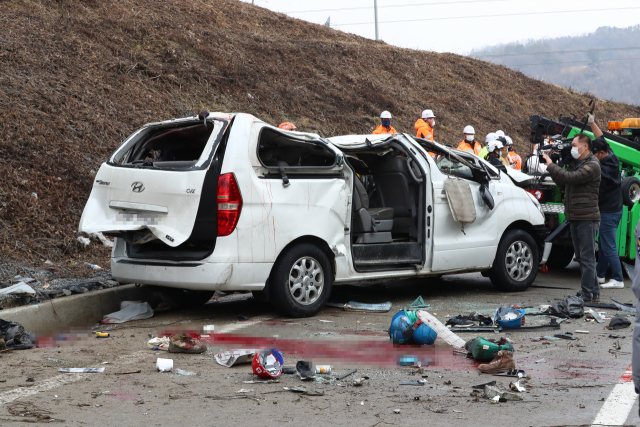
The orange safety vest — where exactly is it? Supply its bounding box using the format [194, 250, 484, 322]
[457, 140, 482, 156]
[507, 151, 522, 170]
[414, 119, 434, 141]
[373, 124, 397, 135]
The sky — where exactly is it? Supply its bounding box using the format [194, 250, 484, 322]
[240, 0, 640, 54]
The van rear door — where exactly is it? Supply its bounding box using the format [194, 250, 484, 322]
[79, 115, 230, 251]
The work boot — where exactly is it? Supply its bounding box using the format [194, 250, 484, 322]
[168, 334, 207, 354]
[478, 350, 515, 374]
[576, 290, 599, 303]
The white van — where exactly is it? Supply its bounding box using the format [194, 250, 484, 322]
[79, 112, 551, 317]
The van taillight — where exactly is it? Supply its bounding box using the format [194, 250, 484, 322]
[217, 173, 242, 236]
[526, 189, 543, 201]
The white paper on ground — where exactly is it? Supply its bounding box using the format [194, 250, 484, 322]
[102, 302, 154, 324]
[147, 337, 170, 351]
[0, 283, 36, 296]
[59, 368, 105, 373]
[214, 349, 258, 367]
[156, 358, 173, 372]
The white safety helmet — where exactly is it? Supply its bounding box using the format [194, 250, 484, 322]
[495, 130, 505, 137]
[380, 111, 392, 119]
[487, 139, 503, 153]
[505, 136, 513, 147]
[463, 125, 475, 134]
[485, 132, 497, 144]
[421, 109, 436, 119]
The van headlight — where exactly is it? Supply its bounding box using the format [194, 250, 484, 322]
[526, 192, 545, 218]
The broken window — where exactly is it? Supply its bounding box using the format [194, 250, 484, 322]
[111, 121, 216, 169]
[257, 128, 336, 169]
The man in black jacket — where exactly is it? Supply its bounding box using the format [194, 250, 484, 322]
[589, 115, 625, 289]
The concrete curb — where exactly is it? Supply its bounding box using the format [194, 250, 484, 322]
[0, 284, 150, 335]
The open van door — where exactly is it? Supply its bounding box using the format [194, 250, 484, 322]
[79, 113, 232, 256]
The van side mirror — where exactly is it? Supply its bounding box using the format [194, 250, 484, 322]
[480, 185, 495, 210]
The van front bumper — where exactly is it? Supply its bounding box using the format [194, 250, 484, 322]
[111, 258, 273, 291]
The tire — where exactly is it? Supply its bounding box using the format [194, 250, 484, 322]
[621, 176, 640, 208]
[489, 229, 539, 292]
[159, 288, 215, 308]
[545, 245, 574, 269]
[270, 243, 333, 318]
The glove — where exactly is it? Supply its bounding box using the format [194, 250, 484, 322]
[587, 113, 595, 124]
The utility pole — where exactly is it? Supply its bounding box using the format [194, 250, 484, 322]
[374, 0, 379, 40]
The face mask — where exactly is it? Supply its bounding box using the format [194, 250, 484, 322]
[571, 145, 583, 159]
[465, 135, 474, 142]
[431, 120, 436, 126]
[382, 119, 391, 127]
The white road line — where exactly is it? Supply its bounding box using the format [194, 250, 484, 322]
[592, 366, 637, 426]
[0, 373, 84, 405]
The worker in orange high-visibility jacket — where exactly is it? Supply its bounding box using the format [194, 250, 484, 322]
[373, 111, 397, 134]
[505, 136, 522, 170]
[456, 125, 482, 155]
[415, 109, 435, 141]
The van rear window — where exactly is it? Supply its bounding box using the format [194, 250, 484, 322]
[113, 122, 215, 168]
[258, 128, 335, 168]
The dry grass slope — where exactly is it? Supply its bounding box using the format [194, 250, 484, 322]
[1, 0, 640, 269]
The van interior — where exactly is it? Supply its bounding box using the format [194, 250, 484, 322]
[113, 122, 215, 168]
[257, 128, 336, 169]
[344, 141, 426, 271]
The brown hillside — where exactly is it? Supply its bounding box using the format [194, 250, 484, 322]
[1, 0, 640, 270]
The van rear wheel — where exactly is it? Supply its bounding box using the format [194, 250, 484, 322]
[270, 243, 333, 318]
[489, 229, 539, 292]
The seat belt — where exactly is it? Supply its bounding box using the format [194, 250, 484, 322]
[277, 164, 290, 187]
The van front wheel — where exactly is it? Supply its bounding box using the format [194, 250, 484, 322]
[270, 243, 333, 318]
[489, 229, 539, 292]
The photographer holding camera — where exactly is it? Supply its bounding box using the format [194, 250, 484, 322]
[541, 133, 602, 302]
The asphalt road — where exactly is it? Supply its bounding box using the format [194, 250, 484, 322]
[0, 261, 638, 427]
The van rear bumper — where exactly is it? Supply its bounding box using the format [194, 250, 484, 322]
[111, 258, 272, 291]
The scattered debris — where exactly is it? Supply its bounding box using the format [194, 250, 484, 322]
[102, 302, 154, 324]
[550, 295, 584, 318]
[115, 370, 142, 375]
[0, 283, 36, 297]
[535, 359, 546, 364]
[554, 332, 576, 340]
[575, 330, 590, 334]
[393, 409, 401, 414]
[77, 236, 91, 246]
[174, 369, 197, 376]
[409, 296, 430, 309]
[416, 310, 464, 348]
[215, 350, 257, 367]
[587, 309, 605, 324]
[344, 301, 392, 313]
[400, 380, 426, 386]
[610, 299, 636, 313]
[0, 319, 34, 350]
[483, 385, 523, 401]
[147, 337, 170, 351]
[607, 317, 631, 330]
[168, 334, 207, 354]
[472, 381, 496, 389]
[59, 368, 105, 373]
[243, 380, 280, 384]
[283, 386, 324, 396]
[156, 358, 173, 372]
[315, 365, 331, 374]
[337, 369, 357, 380]
[608, 334, 626, 339]
[236, 389, 254, 394]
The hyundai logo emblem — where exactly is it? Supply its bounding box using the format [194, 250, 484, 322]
[131, 182, 145, 193]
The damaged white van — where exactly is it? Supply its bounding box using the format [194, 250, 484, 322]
[79, 112, 551, 317]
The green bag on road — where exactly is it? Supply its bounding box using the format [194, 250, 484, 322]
[470, 337, 514, 362]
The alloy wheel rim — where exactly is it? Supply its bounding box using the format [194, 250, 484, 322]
[505, 240, 533, 281]
[288, 256, 324, 305]
[630, 183, 640, 203]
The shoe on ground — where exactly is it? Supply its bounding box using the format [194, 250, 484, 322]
[576, 291, 600, 303]
[478, 350, 515, 374]
[168, 334, 207, 354]
[597, 276, 606, 284]
[296, 361, 315, 380]
[600, 280, 624, 289]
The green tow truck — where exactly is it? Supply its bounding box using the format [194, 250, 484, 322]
[526, 114, 640, 270]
